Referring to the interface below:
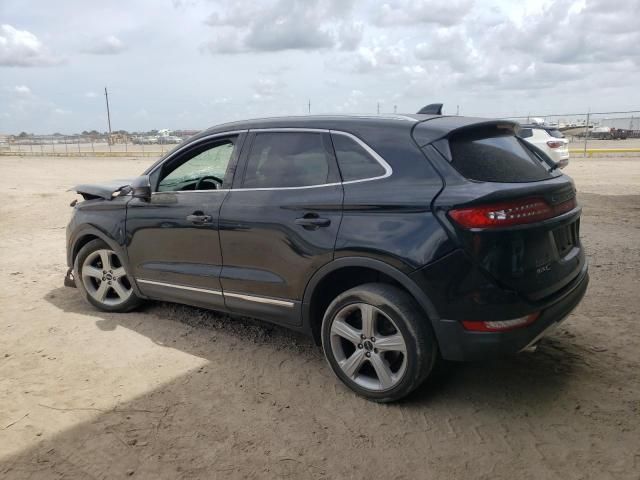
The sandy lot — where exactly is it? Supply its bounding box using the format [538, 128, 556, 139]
[0, 155, 639, 479]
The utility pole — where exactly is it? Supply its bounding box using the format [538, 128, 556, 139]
[377, 102, 380, 115]
[583, 108, 590, 157]
[104, 87, 112, 144]
[456, 105, 460, 116]
[393, 105, 397, 114]
[308, 99, 311, 114]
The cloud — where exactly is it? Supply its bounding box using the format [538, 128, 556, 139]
[390, 0, 640, 99]
[252, 77, 285, 100]
[372, 0, 474, 26]
[202, 0, 361, 54]
[14, 85, 32, 96]
[336, 21, 364, 51]
[82, 35, 127, 55]
[333, 89, 368, 112]
[501, 0, 640, 66]
[414, 28, 477, 72]
[0, 24, 61, 67]
[331, 41, 407, 73]
[2, 0, 640, 133]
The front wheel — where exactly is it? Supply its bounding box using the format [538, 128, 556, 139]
[321, 283, 437, 402]
[74, 239, 142, 312]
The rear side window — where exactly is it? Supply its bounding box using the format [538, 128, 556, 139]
[331, 133, 386, 181]
[449, 126, 553, 183]
[243, 132, 333, 188]
[547, 129, 565, 138]
[518, 128, 533, 138]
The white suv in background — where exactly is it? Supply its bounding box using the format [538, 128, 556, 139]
[518, 125, 570, 169]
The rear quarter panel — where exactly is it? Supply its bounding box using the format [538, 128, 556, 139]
[334, 126, 451, 271]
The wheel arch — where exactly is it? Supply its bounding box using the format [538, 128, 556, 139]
[69, 225, 144, 297]
[69, 226, 122, 263]
[302, 257, 441, 345]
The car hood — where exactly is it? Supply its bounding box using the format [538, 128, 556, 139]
[71, 178, 134, 200]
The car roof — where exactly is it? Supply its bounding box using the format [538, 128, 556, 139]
[519, 124, 560, 130]
[193, 114, 516, 143]
[144, 114, 519, 174]
[200, 114, 432, 135]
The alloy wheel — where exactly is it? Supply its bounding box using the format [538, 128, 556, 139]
[329, 302, 408, 391]
[81, 249, 133, 307]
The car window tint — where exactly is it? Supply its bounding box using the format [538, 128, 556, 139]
[518, 128, 533, 139]
[158, 140, 234, 192]
[547, 129, 565, 138]
[449, 126, 553, 183]
[243, 132, 330, 188]
[331, 133, 386, 181]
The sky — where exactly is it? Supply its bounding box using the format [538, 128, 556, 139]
[0, 0, 639, 134]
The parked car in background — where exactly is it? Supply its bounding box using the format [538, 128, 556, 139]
[158, 135, 183, 144]
[518, 124, 570, 168]
[132, 136, 158, 145]
[66, 114, 588, 402]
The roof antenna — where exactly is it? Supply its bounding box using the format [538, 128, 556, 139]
[417, 103, 443, 115]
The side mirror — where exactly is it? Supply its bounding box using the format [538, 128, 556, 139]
[131, 175, 151, 201]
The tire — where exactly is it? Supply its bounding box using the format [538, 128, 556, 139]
[321, 283, 437, 402]
[73, 239, 142, 312]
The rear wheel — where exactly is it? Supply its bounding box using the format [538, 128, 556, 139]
[321, 283, 437, 402]
[74, 239, 142, 312]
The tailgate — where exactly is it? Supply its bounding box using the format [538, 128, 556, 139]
[418, 120, 585, 301]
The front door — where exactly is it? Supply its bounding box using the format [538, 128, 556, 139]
[126, 132, 245, 309]
[219, 130, 343, 325]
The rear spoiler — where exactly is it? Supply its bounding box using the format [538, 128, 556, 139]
[413, 117, 520, 147]
[417, 103, 443, 115]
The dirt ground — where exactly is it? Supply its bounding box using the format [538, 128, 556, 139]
[0, 154, 639, 479]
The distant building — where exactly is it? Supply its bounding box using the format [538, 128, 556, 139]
[599, 117, 640, 130]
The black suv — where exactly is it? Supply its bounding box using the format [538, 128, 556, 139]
[66, 114, 589, 402]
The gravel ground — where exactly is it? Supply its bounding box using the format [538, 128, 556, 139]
[0, 155, 639, 479]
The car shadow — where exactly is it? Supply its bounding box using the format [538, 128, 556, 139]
[0, 286, 597, 477]
[43, 285, 586, 410]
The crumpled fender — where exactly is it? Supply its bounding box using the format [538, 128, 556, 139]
[70, 178, 134, 200]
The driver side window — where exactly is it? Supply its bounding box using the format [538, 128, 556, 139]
[157, 139, 235, 192]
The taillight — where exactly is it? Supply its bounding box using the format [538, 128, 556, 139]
[547, 140, 564, 148]
[462, 312, 540, 332]
[449, 197, 576, 229]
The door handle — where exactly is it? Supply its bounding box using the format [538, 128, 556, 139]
[186, 212, 213, 224]
[295, 213, 331, 230]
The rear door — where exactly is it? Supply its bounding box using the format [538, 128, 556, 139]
[218, 129, 343, 325]
[422, 122, 584, 302]
[126, 132, 245, 309]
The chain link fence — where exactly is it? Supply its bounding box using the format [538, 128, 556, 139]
[502, 110, 640, 155]
[0, 133, 193, 157]
[1, 110, 639, 157]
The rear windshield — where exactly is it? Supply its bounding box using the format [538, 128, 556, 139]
[449, 126, 553, 183]
[546, 129, 565, 138]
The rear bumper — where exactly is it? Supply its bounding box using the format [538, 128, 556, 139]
[434, 267, 589, 361]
